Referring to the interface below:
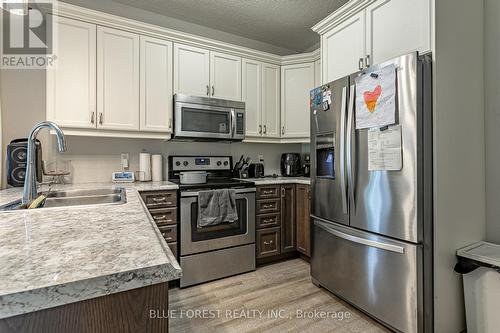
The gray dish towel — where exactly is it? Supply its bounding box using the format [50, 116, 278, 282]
[198, 189, 238, 227]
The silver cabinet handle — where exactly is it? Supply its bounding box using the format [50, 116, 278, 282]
[168, 118, 172, 129]
[346, 85, 356, 213]
[90, 112, 95, 124]
[282, 126, 285, 135]
[212, 85, 215, 96]
[206, 85, 210, 96]
[339, 86, 348, 214]
[358, 58, 364, 70]
[365, 55, 371, 68]
[314, 218, 405, 254]
[259, 125, 262, 135]
[263, 125, 267, 134]
[152, 197, 167, 202]
[99, 113, 103, 125]
[263, 240, 274, 246]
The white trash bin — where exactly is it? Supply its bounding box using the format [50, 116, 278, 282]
[456, 242, 500, 333]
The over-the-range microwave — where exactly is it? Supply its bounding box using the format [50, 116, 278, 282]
[173, 93, 245, 141]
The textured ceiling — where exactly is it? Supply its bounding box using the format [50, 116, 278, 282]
[112, 0, 348, 53]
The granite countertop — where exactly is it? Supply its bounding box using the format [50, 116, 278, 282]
[0, 181, 181, 319]
[241, 177, 310, 185]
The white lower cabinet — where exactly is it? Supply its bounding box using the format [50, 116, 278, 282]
[281, 63, 315, 139]
[47, 16, 96, 129]
[97, 26, 140, 131]
[242, 59, 281, 139]
[140, 36, 173, 133]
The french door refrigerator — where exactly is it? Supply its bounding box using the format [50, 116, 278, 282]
[310, 52, 433, 333]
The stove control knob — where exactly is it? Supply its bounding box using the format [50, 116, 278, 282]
[217, 161, 222, 166]
[175, 161, 181, 166]
[183, 161, 189, 166]
[223, 161, 229, 166]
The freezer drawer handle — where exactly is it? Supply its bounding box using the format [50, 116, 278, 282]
[314, 219, 405, 254]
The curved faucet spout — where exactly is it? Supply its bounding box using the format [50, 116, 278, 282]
[22, 121, 66, 204]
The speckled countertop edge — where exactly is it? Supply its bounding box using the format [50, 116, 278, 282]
[0, 181, 181, 319]
[238, 177, 310, 185]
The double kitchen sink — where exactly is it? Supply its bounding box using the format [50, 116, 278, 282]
[0, 188, 127, 211]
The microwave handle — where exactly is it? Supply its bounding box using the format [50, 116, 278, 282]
[231, 108, 236, 138]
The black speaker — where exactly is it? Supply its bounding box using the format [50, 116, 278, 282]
[6, 139, 42, 187]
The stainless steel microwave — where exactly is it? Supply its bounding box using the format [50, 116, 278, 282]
[173, 94, 245, 141]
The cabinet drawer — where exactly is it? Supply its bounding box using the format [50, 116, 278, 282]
[168, 242, 178, 258]
[257, 227, 281, 258]
[256, 198, 280, 214]
[256, 186, 280, 199]
[256, 213, 281, 229]
[150, 208, 177, 226]
[141, 191, 177, 208]
[158, 225, 177, 243]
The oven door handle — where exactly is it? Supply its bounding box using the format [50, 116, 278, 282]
[181, 188, 256, 197]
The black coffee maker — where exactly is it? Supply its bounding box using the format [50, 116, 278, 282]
[280, 153, 301, 177]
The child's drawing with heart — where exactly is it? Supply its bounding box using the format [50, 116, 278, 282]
[363, 85, 382, 113]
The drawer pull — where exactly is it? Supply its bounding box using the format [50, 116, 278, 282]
[262, 204, 274, 209]
[153, 215, 168, 220]
[263, 240, 274, 246]
[263, 218, 275, 223]
[152, 197, 167, 202]
[262, 190, 273, 194]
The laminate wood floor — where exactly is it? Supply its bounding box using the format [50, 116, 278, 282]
[169, 259, 390, 333]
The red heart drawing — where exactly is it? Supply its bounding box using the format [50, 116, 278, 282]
[363, 85, 382, 112]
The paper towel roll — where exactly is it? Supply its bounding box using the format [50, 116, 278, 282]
[151, 154, 163, 182]
[139, 153, 151, 181]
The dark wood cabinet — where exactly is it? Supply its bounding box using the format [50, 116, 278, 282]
[140, 190, 178, 260]
[296, 184, 311, 257]
[280, 184, 296, 253]
[257, 227, 281, 258]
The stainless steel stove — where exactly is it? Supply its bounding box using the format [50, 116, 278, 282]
[168, 156, 256, 287]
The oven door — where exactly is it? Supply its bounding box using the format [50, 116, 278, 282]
[180, 189, 256, 255]
[175, 101, 233, 140]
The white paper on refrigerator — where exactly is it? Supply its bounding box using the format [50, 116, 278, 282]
[355, 64, 397, 129]
[368, 125, 402, 171]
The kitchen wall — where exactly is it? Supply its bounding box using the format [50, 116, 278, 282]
[432, 0, 486, 331]
[485, 0, 500, 243]
[52, 136, 303, 184]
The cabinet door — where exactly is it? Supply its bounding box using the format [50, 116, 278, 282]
[173, 43, 210, 97]
[97, 26, 140, 130]
[365, 0, 431, 65]
[280, 63, 314, 138]
[242, 59, 262, 137]
[296, 184, 311, 257]
[262, 63, 281, 138]
[210, 51, 242, 101]
[281, 185, 296, 253]
[322, 11, 365, 82]
[47, 16, 96, 128]
[314, 59, 322, 87]
[140, 36, 173, 132]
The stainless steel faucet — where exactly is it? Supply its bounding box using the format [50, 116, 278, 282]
[22, 121, 67, 204]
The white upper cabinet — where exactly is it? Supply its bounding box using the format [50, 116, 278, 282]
[97, 26, 140, 131]
[262, 63, 281, 138]
[47, 16, 96, 128]
[281, 63, 314, 139]
[174, 43, 210, 97]
[365, 0, 431, 64]
[314, 0, 432, 83]
[314, 59, 322, 87]
[322, 11, 365, 83]
[242, 59, 262, 137]
[210, 51, 242, 101]
[140, 36, 173, 133]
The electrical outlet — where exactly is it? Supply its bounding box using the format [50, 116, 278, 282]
[258, 154, 264, 163]
[121, 153, 129, 170]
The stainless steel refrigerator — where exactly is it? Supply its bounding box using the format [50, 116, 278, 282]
[310, 52, 433, 333]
